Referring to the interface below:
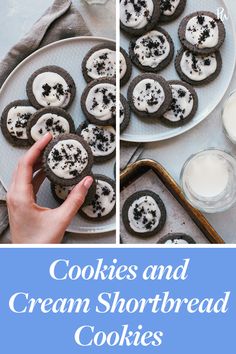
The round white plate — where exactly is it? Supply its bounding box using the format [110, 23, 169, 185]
[121, 0, 236, 142]
[0, 36, 116, 234]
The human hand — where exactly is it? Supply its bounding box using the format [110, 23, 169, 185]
[7, 133, 93, 244]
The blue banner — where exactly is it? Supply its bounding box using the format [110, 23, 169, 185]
[0, 248, 234, 353]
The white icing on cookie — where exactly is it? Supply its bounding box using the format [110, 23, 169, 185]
[47, 139, 88, 179]
[128, 195, 161, 233]
[133, 30, 170, 68]
[30, 113, 70, 141]
[120, 52, 127, 79]
[161, 0, 180, 16]
[7, 105, 36, 139]
[180, 51, 217, 81]
[86, 49, 116, 79]
[32, 72, 71, 107]
[165, 239, 189, 244]
[120, 101, 125, 124]
[54, 185, 72, 201]
[120, 0, 154, 29]
[85, 83, 116, 121]
[163, 84, 194, 122]
[82, 179, 115, 218]
[80, 124, 116, 157]
[86, 48, 127, 80]
[132, 78, 165, 113]
[185, 15, 219, 49]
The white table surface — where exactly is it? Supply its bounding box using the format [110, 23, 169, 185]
[0, 0, 116, 244]
[139, 0, 236, 243]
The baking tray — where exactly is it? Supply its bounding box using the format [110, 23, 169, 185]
[120, 159, 224, 244]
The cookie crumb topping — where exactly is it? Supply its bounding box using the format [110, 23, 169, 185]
[47, 139, 89, 179]
[82, 178, 115, 218]
[128, 195, 161, 233]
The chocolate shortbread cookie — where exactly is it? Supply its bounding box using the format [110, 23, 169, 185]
[51, 174, 97, 207]
[76, 122, 116, 162]
[82, 42, 132, 86]
[160, 0, 187, 23]
[157, 233, 196, 244]
[120, 0, 161, 36]
[81, 77, 116, 126]
[122, 190, 167, 237]
[127, 73, 172, 119]
[120, 94, 131, 132]
[26, 66, 76, 109]
[43, 134, 93, 186]
[1, 100, 36, 147]
[129, 27, 174, 73]
[80, 174, 116, 221]
[120, 47, 133, 86]
[27, 107, 75, 144]
[160, 80, 198, 127]
[178, 11, 226, 54]
[175, 48, 222, 86]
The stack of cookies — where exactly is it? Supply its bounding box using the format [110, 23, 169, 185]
[120, 0, 226, 127]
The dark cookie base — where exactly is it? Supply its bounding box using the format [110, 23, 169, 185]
[82, 42, 116, 83]
[157, 233, 196, 244]
[120, 46, 132, 87]
[178, 11, 226, 55]
[122, 190, 167, 237]
[127, 73, 172, 119]
[120, 0, 161, 36]
[129, 27, 174, 73]
[81, 77, 116, 126]
[1, 100, 34, 148]
[51, 173, 97, 207]
[82, 42, 131, 87]
[160, 80, 198, 127]
[26, 65, 76, 110]
[43, 133, 93, 186]
[76, 121, 116, 163]
[160, 0, 187, 23]
[80, 174, 116, 221]
[27, 107, 75, 145]
[120, 94, 131, 133]
[175, 49, 222, 86]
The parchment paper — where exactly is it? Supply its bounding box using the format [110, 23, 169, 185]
[120, 170, 210, 244]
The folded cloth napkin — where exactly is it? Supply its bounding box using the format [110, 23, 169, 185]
[120, 141, 144, 172]
[0, 0, 91, 240]
[0, 0, 91, 89]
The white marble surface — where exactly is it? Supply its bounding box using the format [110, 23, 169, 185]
[140, 0, 236, 243]
[0, 0, 116, 244]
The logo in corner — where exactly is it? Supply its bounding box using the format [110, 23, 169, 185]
[216, 7, 229, 22]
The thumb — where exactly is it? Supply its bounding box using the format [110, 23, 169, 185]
[57, 176, 94, 222]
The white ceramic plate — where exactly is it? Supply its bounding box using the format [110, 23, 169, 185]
[0, 36, 116, 234]
[121, 0, 236, 142]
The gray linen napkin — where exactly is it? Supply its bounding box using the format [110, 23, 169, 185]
[0, 0, 91, 88]
[0, 0, 91, 239]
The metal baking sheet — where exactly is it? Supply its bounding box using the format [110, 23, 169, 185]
[120, 160, 224, 244]
[0, 37, 116, 234]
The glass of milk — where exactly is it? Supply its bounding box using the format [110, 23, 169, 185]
[180, 149, 236, 213]
[222, 90, 236, 143]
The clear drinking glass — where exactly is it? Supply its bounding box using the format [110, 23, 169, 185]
[222, 89, 236, 144]
[180, 149, 236, 213]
